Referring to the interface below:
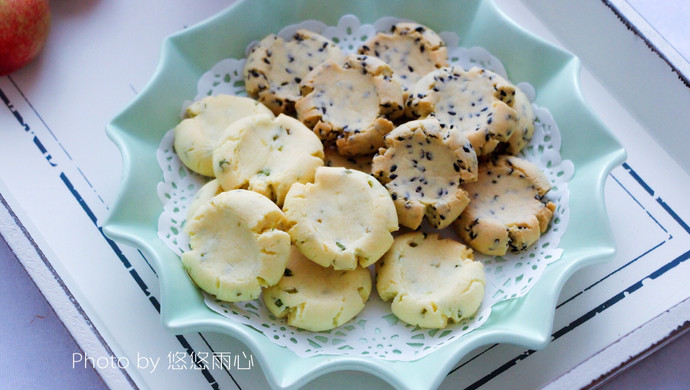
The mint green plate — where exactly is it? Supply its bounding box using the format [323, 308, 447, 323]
[103, 0, 626, 388]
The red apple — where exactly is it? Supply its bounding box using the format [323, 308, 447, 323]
[0, 0, 51, 76]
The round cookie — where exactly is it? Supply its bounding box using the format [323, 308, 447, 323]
[212, 113, 324, 207]
[454, 155, 556, 255]
[243, 29, 344, 115]
[295, 54, 404, 156]
[359, 22, 447, 99]
[182, 190, 291, 302]
[283, 166, 399, 270]
[174, 94, 274, 177]
[406, 66, 520, 156]
[263, 246, 372, 332]
[376, 232, 485, 329]
[371, 118, 478, 229]
[323, 145, 373, 174]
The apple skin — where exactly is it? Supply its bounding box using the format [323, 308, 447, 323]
[0, 0, 51, 76]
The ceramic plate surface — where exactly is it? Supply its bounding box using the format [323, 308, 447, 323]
[104, 1, 626, 389]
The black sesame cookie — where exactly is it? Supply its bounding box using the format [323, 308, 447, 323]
[182, 190, 291, 302]
[376, 232, 485, 329]
[295, 54, 404, 156]
[323, 145, 373, 174]
[263, 246, 371, 332]
[454, 155, 556, 256]
[282, 166, 399, 270]
[212, 113, 324, 207]
[359, 22, 448, 99]
[174, 95, 274, 177]
[243, 29, 344, 115]
[371, 118, 478, 229]
[406, 66, 520, 156]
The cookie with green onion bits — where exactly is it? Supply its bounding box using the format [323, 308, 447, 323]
[263, 246, 371, 332]
[283, 166, 398, 270]
[376, 232, 485, 329]
[212, 113, 324, 207]
[182, 190, 291, 302]
[174, 94, 274, 177]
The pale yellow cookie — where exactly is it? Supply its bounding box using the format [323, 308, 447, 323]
[359, 22, 447, 99]
[296, 54, 404, 156]
[243, 30, 344, 115]
[283, 166, 398, 270]
[182, 190, 291, 302]
[376, 232, 485, 329]
[212, 113, 324, 206]
[406, 67, 520, 156]
[263, 246, 372, 332]
[454, 156, 556, 255]
[174, 95, 274, 177]
[371, 118, 477, 229]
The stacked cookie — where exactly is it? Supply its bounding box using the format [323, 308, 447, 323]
[172, 22, 557, 331]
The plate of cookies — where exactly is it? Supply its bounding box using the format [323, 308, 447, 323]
[104, 0, 626, 389]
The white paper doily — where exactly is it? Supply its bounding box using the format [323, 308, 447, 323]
[157, 15, 574, 362]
